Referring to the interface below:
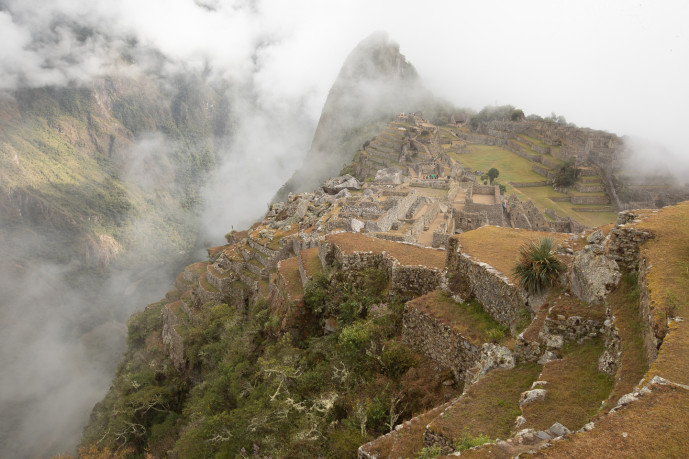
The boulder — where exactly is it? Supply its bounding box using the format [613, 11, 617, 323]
[569, 246, 621, 303]
[519, 388, 547, 406]
[322, 174, 362, 194]
[374, 167, 402, 184]
[549, 422, 571, 437]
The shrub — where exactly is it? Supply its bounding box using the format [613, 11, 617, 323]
[416, 445, 443, 458]
[455, 432, 492, 451]
[512, 238, 565, 295]
[553, 161, 580, 188]
[487, 327, 506, 343]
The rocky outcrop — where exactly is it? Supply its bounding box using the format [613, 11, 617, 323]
[569, 242, 621, 304]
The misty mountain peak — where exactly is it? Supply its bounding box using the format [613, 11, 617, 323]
[338, 31, 418, 82]
[275, 32, 428, 200]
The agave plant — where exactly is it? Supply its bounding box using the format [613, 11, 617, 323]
[512, 238, 565, 295]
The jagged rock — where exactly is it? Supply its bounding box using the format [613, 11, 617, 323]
[544, 334, 564, 349]
[617, 393, 638, 406]
[569, 246, 621, 304]
[538, 350, 558, 364]
[535, 430, 553, 441]
[520, 389, 547, 406]
[349, 218, 364, 233]
[374, 167, 402, 184]
[587, 229, 604, 244]
[334, 188, 351, 199]
[531, 380, 548, 389]
[515, 416, 527, 428]
[466, 343, 515, 385]
[322, 174, 362, 194]
[549, 422, 571, 437]
[598, 349, 617, 375]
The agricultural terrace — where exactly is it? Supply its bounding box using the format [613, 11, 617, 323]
[407, 290, 508, 347]
[325, 232, 446, 269]
[449, 145, 617, 227]
[633, 202, 689, 386]
[453, 226, 570, 282]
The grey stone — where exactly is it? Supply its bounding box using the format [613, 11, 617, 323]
[587, 229, 604, 244]
[538, 351, 558, 365]
[322, 175, 362, 194]
[520, 389, 547, 406]
[374, 167, 402, 184]
[545, 334, 564, 349]
[535, 430, 553, 441]
[549, 422, 571, 437]
[349, 218, 364, 233]
[569, 247, 621, 304]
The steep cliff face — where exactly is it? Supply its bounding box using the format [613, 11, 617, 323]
[0, 70, 232, 270]
[275, 32, 432, 200]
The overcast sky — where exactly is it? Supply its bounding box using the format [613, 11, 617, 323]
[2, 0, 687, 152]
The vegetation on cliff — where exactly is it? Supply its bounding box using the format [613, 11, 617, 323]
[82, 269, 463, 457]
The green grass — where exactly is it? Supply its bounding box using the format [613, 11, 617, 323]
[506, 186, 616, 228]
[428, 363, 541, 443]
[407, 291, 509, 346]
[450, 145, 545, 185]
[521, 337, 613, 431]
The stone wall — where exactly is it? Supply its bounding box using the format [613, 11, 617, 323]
[446, 237, 528, 329]
[402, 304, 481, 381]
[319, 237, 445, 298]
[569, 194, 610, 205]
[391, 265, 446, 298]
[607, 211, 655, 271]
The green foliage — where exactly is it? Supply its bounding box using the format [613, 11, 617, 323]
[487, 167, 500, 184]
[416, 445, 443, 458]
[553, 161, 581, 188]
[454, 432, 492, 451]
[469, 105, 524, 129]
[512, 238, 565, 295]
[487, 327, 506, 343]
[510, 109, 525, 121]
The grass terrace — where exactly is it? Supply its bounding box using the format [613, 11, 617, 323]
[601, 274, 649, 413]
[325, 232, 446, 269]
[449, 144, 616, 228]
[300, 247, 323, 278]
[520, 337, 613, 432]
[407, 290, 509, 347]
[536, 384, 689, 458]
[428, 364, 542, 445]
[454, 226, 569, 282]
[451, 145, 545, 185]
[278, 256, 304, 301]
[547, 287, 607, 323]
[633, 202, 689, 386]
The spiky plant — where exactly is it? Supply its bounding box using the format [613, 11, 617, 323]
[512, 238, 565, 295]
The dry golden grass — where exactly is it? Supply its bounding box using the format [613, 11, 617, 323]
[522, 308, 548, 342]
[206, 245, 225, 258]
[326, 232, 446, 269]
[547, 287, 607, 322]
[535, 384, 689, 458]
[429, 364, 541, 444]
[600, 275, 649, 413]
[521, 338, 613, 432]
[454, 227, 569, 281]
[407, 290, 506, 346]
[300, 247, 322, 278]
[278, 256, 303, 301]
[185, 261, 208, 275]
[631, 202, 689, 386]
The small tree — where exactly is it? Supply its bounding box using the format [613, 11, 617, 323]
[553, 162, 579, 188]
[512, 238, 565, 295]
[487, 167, 500, 184]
